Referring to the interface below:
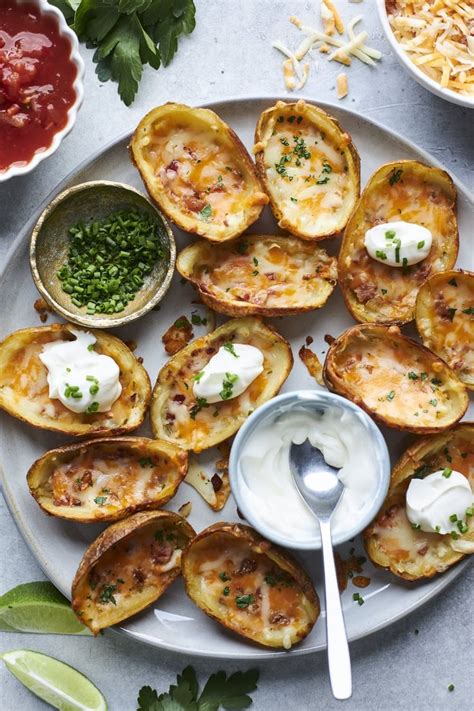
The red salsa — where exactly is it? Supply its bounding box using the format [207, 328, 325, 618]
[0, 1, 78, 172]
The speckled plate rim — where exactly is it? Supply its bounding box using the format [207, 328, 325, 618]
[0, 95, 472, 660]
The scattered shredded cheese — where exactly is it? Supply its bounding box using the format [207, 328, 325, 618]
[387, 1, 474, 98]
[336, 72, 349, 98]
[323, 0, 345, 34]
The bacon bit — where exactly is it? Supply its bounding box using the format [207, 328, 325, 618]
[53, 493, 81, 507]
[162, 315, 193, 355]
[270, 612, 290, 625]
[324, 334, 336, 345]
[415, 262, 431, 284]
[125, 339, 137, 352]
[33, 297, 51, 323]
[211, 473, 223, 492]
[137, 356, 144, 364]
[235, 558, 258, 576]
[353, 281, 377, 304]
[166, 159, 179, 172]
[183, 194, 207, 213]
[72, 470, 93, 492]
[299, 345, 324, 386]
[434, 294, 453, 322]
[305, 335, 314, 346]
[132, 568, 146, 587]
[173, 393, 186, 404]
[178, 501, 192, 519]
[417, 545, 429, 557]
[352, 575, 371, 588]
[151, 541, 173, 566]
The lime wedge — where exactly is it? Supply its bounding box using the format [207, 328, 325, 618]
[0, 582, 91, 635]
[1, 649, 107, 711]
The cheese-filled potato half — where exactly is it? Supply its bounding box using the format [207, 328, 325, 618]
[338, 160, 458, 324]
[150, 317, 293, 452]
[0, 324, 150, 436]
[27, 437, 187, 523]
[130, 103, 268, 242]
[182, 523, 320, 649]
[176, 235, 337, 317]
[324, 324, 468, 433]
[416, 270, 473, 390]
[253, 100, 360, 240]
[364, 424, 474, 580]
[72, 511, 195, 634]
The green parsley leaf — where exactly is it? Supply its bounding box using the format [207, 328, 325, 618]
[235, 594, 255, 609]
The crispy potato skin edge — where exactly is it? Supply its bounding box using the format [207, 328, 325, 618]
[27, 436, 188, 523]
[254, 100, 361, 241]
[362, 423, 474, 581]
[130, 102, 267, 243]
[71, 510, 196, 634]
[0, 323, 151, 436]
[323, 323, 469, 433]
[182, 522, 320, 648]
[338, 160, 459, 325]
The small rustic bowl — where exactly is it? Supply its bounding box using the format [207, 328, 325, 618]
[30, 181, 176, 329]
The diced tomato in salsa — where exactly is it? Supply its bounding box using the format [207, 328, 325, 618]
[0, 1, 78, 172]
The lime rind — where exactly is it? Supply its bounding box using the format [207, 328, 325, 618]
[0, 582, 91, 635]
[1, 649, 107, 711]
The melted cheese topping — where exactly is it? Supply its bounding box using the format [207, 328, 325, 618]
[259, 111, 352, 236]
[141, 119, 256, 228]
[74, 523, 185, 626]
[188, 536, 315, 648]
[340, 165, 457, 322]
[0, 332, 132, 428]
[417, 272, 474, 388]
[187, 237, 337, 311]
[331, 330, 466, 429]
[42, 445, 179, 513]
[370, 435, 474, 577]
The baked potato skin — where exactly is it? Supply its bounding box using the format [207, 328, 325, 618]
[338, 160, 458, 325]
[363, 424, 474, 580]
[253, 100, 360, 241]
[151, 317, 293, 452]
[72, 510, 195, 634]
[416, 270, 474, 390]
[323, 324, 468, 433]
[182, 523, 320, 649]
[0, 324, 151, 436]
[130, 103, 268, 243]
[176, 235, 337, 317]
[27, 437, 188, 523]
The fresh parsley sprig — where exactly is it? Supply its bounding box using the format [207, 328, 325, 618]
[51, 0, 196, 105]
[137, 666, 259, 711]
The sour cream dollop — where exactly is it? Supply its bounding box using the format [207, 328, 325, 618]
[193, 343, 263, 404]
[238, 406, 379, 545]
[39, 329, 122, 414]
[364, 221, 432, 267]
[406, 469, 473, 535]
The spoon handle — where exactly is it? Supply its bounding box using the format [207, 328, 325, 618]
[320, 519, 352, 700]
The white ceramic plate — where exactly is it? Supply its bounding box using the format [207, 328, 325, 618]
[0, 98, 472, 660]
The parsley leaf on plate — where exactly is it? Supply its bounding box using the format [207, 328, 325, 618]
[137, 666, 259, 711]
[51, 0, 196, 105]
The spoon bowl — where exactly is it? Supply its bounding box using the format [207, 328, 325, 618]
[289, 438, 344, 521]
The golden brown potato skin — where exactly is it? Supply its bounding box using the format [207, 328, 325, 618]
[254, 99, 360, 240]
[182, 522, 320, 648]
[150, 317, 293, 452]
[338, 160, 458, 324]
[176, 234, 337, 317]
[72, 510, 195, 634]
[27, 437, 188, 523]
[0, 323, 151, 436]
[130, 103, 268, 243]
[323, 324, 468, 433]
[416, 269, 473, 390]
[364, 424, 474, 580]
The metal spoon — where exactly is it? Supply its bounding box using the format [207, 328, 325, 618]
[289, 438, 352, 700]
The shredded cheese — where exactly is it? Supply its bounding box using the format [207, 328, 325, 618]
[323, 0, 345, 34]
[387, 0, 474, 98]
[337, 72, 349, 98]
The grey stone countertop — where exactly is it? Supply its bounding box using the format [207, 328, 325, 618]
[0, 2, 473, 710]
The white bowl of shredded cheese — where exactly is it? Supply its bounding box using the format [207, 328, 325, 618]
[377, 0, 474, 109]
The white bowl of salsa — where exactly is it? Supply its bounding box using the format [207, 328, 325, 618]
[0, 0, 85, 181]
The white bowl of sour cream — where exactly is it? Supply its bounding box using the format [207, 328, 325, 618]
[229, 390, 390, 550]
